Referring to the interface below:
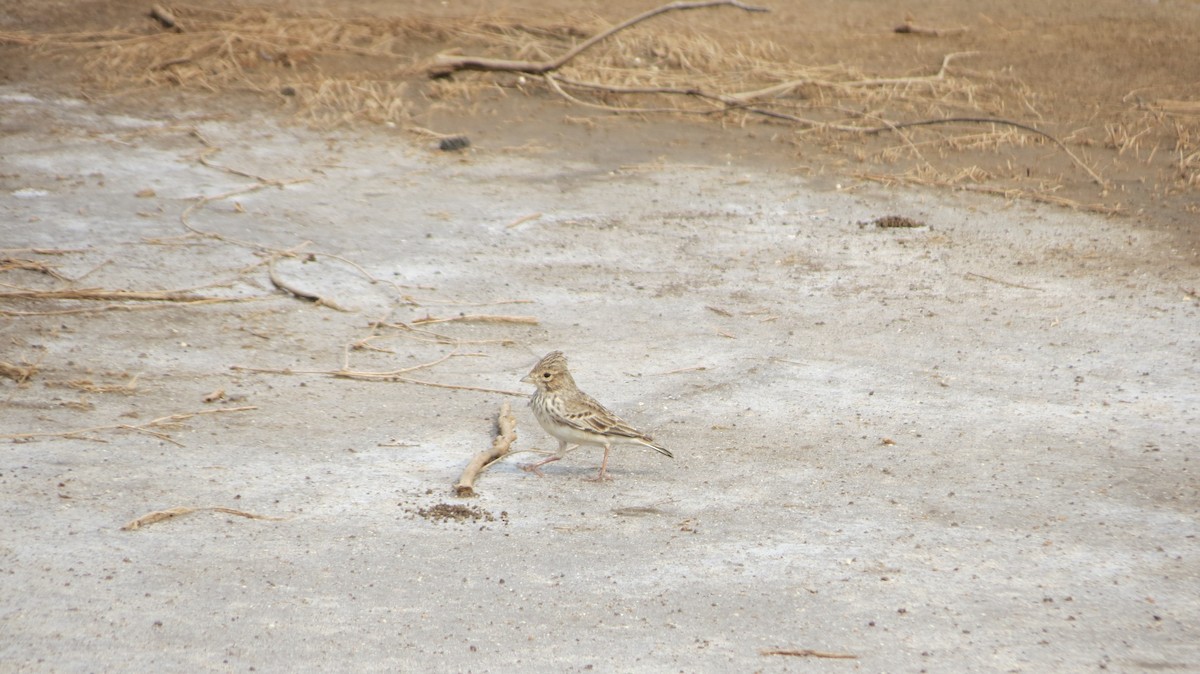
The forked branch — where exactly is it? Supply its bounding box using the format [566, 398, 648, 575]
[428, 0, 768, 77]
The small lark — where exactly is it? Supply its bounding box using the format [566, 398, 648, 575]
[521, 351, 673, 481]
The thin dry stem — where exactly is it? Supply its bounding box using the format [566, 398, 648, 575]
[0, 287, 214, 302]
[0, 298, 253, 317]
[429, 0, 769, 77]
[267, 257, 351, 311]
[411, 314, 538, 326]
[963, 271, 1043, 291]
[761, 649, 858, 659]
[231, 352, 526, 397]
[0, 406, 257, 444]
[0, 361, 38, 384]
[0, 257, 73, 282]
[121, 506, 285, 531]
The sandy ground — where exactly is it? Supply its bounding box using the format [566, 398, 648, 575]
[2, 83, 1198, 672]
[2, 0, 1200, 671]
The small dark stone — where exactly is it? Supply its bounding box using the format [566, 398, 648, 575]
[439, 135, 471, 152]
[871, 215, 925, 228]
[280, 86, 296, 97]
[412, 502, 500, 524]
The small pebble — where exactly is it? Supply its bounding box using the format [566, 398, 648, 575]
[438, 135, 470, 152]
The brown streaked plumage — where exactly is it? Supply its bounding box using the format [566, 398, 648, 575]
[520, 351, 672, 481]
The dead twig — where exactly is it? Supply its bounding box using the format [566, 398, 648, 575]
[428, 0, 769, 77]
[855, 174, 1122, 214]
[231, 353, 526, 397]
[0, 248, 88, 255]
[177, 158, 417, 304]
[612, 499, 673, 516]
[267, 257, 351, 311]
[377, 376, 523, 396]
[505, 213, 543, 229]
[0, 257, 73, 282]
[0, 361, 38, 384]
[0, 298, 252, 317]
[149, 5, 184, 33]
[761, 649, 859, 659]
[965, 271, 1043, 291]
[0, 287, 213, 302]
[384, 321, 517, 347]
[655, 365, 708, 375]
[179, 182, 308, 250]
[0, 406, 257, 444]
[194, 147, 283, 183]
[309, 250, 420, 295]
[47, 375, 140, 395]
[549, 55, 1102, 188]
[121, 506, 285, 531]
[726, 51, 975, 104]
[411, 314, 538, 326]
[548, 75, 837, 128]
[544, 75, 712, 116]
[455, 401, 518, 497]
[858, 117, 1107, 187]
[894, 21, 967, 37]
[411, 299, 534, 307]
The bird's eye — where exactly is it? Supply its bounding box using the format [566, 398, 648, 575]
[542, 372, 551, 378]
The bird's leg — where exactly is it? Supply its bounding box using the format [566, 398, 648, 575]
[521, 441, 575, 477]
[520, 456, 558, 477]
[585, 442, 614, 482]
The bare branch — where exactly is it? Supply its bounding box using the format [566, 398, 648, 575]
[428, 0, 768, 77]
[455, 401, 518, 497]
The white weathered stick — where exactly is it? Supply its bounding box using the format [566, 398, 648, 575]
[455, 401, 518, 496]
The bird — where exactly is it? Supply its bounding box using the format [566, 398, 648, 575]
[520, 350, 673, 481]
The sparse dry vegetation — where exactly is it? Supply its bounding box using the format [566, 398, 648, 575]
[1, 2, 1194, 213]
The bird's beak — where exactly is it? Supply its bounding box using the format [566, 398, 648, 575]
[520, 374, 533, 384]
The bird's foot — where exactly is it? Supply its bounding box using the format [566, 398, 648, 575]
[519, 463, 547, 477]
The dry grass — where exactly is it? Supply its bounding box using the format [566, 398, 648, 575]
[45, 375, 140, 395]
[4, 2, 1196, 201]
[5, 5, 1023, 134]
[121, 505, 285, 531]
[0, 361, 39, 384]
[10, 5, 460, 124]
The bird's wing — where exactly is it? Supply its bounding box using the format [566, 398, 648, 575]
[557, 392, 673, 458]
[561, 393, 649, 441]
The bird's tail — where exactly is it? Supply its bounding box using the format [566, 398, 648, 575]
[636, 437, 674, 459]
